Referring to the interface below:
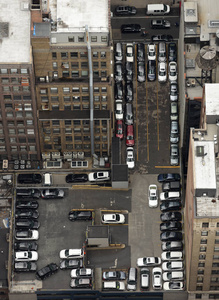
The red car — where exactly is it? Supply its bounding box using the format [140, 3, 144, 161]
[126, 125, 134, 146]
[116, 120, 124, 140]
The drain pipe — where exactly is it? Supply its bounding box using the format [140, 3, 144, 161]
[85, 25, 94, 156]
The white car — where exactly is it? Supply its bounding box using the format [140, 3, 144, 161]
[59, 249, 84, 259]
[147, 43, 156, 61]
[71, 268, 93, 278]
[162, 261, 184, 271]
[163, 271, 184, 281]
[137, 257, 161, 267]
[168, 62, 177, 82]
[88, 171, 110, 182]
[152, 267, 162, 290]
[102, 213, 125, 224]
[126, 147, 135, 169]
[115, 100, 123, 120]
[161, 251, 183, 261]
[15, 251, 38, 261]
[163, 281, 184, 291]
[148, 184, 158, 208]
[15, 230, 39, 241]
[158, 62, 167, 83]
[126, 44, 134, 62]
[160, 191, 180, 201]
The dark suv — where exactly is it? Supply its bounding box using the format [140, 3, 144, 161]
[18, 174, 42, 184]
[15, 219, 40, 229]
[36, 263, 59, 280]
[16, 189, 41, 199]
[69, 210, 92, 221]
[168, 43, 177, 62]
[121, 24, 141, 33]
[66, 174, 88, 183]
[115, 5, 137, 16]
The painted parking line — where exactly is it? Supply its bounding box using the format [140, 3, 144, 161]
[145, 46, 149, 162]
[135, 44, 139, 161]
[155, 165, 180, 168]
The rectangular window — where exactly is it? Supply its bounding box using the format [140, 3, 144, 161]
[2, 78, 9, 83]
[11, 69, 18, 74]
[215, 239, 219, 244]
[52, 62, 57, 69]
[74, 120, 80, 125]
[51, 87, 58, 94]
[72, 71, 79, 77]
[81, 70, 88, 77]
[23, 95, 31, 101]
[202, 223, 209, 228]
[214, 246, 219, 252]
[16, 112, 23, 118]
[93, 62, 99, 68]
[70, 52, 78, 58]
[11, 146, 18, 152]
[201, 231, 208, 236]
[20, 146, 27, 151]
[81, 62, 88, 68]
[65, 128, 72, 134]
[21, 69, 28, 74]
[6, 112, 13, 117]
[52, 52, 57, 59]
[101, 71, 107, 77]
[94, 96, 100, 102]
[53, 128, 60, 134]
[200, 246, 206, 252]
[78, 36, 84, 42]
[197, 269, 204, 275]
[101, 36, 107, 42]
[66, 136, 72, 142]
[216, 231, 219, 236]
[91, 36, 97, 42]
[1, 69, 8, 74]
[64, 96, 71, 102]
[26, 120, 33, 125]
[82, 87, 89, 93]
[71, 62, 79, 68]
[9, 129, 15, 135]
[102, 87, 107, 92]
[93, 71, 99, 78]
[73, 105, 80, 110]
[29, 145, 36, 151]
[101, 51, 106, 58]
[68, 36, 74, 42]
[52, 105, 59, 110]
[101, 62, 107, 68]
[94, 87, 99, 93]
[51, 96, 59, 102]
[3, 86, 10, 92]
[63, 87, 70, 93]
[82, 96, 89, 102]
[52, 120, 60, 126]
[80, 52, 87, 58]
[19, 137, 26, 143]
[5, 103, 13, 109]
[11, 77, 19, 84]
[93, 51, 98, 58]
[62, 71, 69, 77]
[61, 52, 68, 59]
[73, 96, 80, 102]
[24, 104, 32, 111]
[65, 105, 71, 110]
[199, 254, 206, 259]
[72, 87, 79, 93]
[27, 129, 34, 135]
[65, 120, 71, 126]
[18, 129, 25, 134]
[213, 255, 219, 259]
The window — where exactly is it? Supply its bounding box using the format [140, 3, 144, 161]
[101, 71, 107, 77]
[11, 146, 17, 152]
[21, 69, 28, 74]
[19, 137, 26, 143]
[23, 86, 30, 92]
[102, 96, 107, 102]
[212, 270, 219, 274]
[51, 96, 59, 102]
[4, 95, 12, 100]
[29, 145, 36, 151]
[94, 87, 99, 93]
[27, 129, 34, 135]
[197, 277, 203, 283]
[215, 239, 219, 244]
[9, 129, 15, 134]
[53, 62, 57, 69]
[213, 255, 219, 259]
[216, 231, 219, 236]
[78, 36, 84, 42]
[23, 95, 31, 101]
[2, 78, 9, 83]
[93, 51, 98, 58]
[93, 71, 99, 78]
[64, 96, 71, 102]
[199, 254, 206, 259]
[26, 120, 33, 125]
[1, 69, 8, 74]
[20, 146, 27, 151]
[75, 136, 81, 141]
[65, 128, 72, 134]
[80, 52, 87, 58]
[102, 87, 107, 92]
[214, 246, 219, 252]
[62, 71, 69, 77]
[63, 87, 70, 93]
[16, 112, 23, 118]
[91, 36, 97, 42]
[72, 87, 79, 93]
[28, 138, 35, 143]
[101, 62, 107, 68]
[24, 104, 32, 111]
[18, 129, 25, 134]
[82, 87, 89, 93]
[40, 88, 47, 94]
[70, 52, 78, 58]
[198, 269, 204, 275]
[196, 286, 202, 291]
[0, 138, 5, 143]
[52, 105, 59, 110]
[93, 62, 99, 68]
[72, 71, 79, 77]
[53, 128, 60, 134]
[101, 51, 106, 58]
[82, 96, 89, 102]
[6, 112, 13, 118]
[73, 96, 80, 102]
[0, 146, 6, 151]
[51, 87, 58, 94]
[200, 246, 206, 252]
[68, 36, 74, 42]
[73, 105, 80, 110]
[201, 231, 208, 236]
[52, 52, 57, 59]
[81, 62, 88, 68]
[202, 223, 209, 228]
[195, 295, 202, 299]
[94, 96, 100, 102]
[65, 105, 71, 110]
[83, 104, 89, 109]
[66, 136, 72, 142]
[74, 120, 80, 125]
[71, 62, 79, 68]
[101, 36, 107, 42]
[3, 86, 10, 92]
[5, 103, 13, 109]
[217, 223, 219, 227]
[52, 120, 60, 126]
[65, 120, 71, 126]
[81, 70, 88, 77]
[212, 263, 219, 267]
[74, 128, 81, 133]
[61, 52, 68, 59]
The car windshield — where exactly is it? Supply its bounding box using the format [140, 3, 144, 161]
[127, 135, 133, 140]
[149, 51, 155, 57]
[159, 70, 165, 76]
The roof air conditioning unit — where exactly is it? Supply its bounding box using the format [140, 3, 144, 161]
[78, 152, 84, 159]
[63, 152, 73, 159]
[42, 152, 51, 160]
[73, 152, 78, 159]
[2, 160, 8, 170]
[52, 152, 61, 159]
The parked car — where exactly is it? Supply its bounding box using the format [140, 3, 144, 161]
[114, 62, 123, 82]
[15, 209, 39, 219]
[148, 184, 158, 208]
[125, 81, 133, 102]
[162, 261, 184, 271]
[170, 102, 178, 121]
[162, 181, 180, 192]
[158, 173, 180, 183]
[126, 147, 135, 169]
[71, 268, 93, 278]
[16, 200, 38, 210]
[41, 189, 64, 199]
[160, 191, 180, 201]
[14, 262, 37, 272]
[68, 210, 92, 222]
[127, 267, 137, 291]
[116, 120, 124, 140]
[115, 5, 137, 16]
[163, 281, 184, 291]
[137, 257, 161, 267]
[161, 241, 183, 252]
[126, 44, 134, 62]
[169, 83, 178, 101]
[168, 42, 177, 62]
[18, 173, 42, 184]
[147, 60, 156, 82]
[137, 62, 146, 82]
[103, 271, 126, 280]
[125, 62, 133, 81]
[158, 42, 166, 62]
[160, 201, 181, 212]
[65, 174, 88, 183]
[15, 219, 40, 230]
[161, 251, 183, 261]
[169, 61, 177, 82]
[140, 268, 150, 290]
[152, 267, 162, 290]
[60, 249, 84, 259]
[160, 231, 183, 242]
[170, 121, 179, 134]
[115, 81, 123, 100]
[147, 43, 156, 61]
[88, 171, 110, 182]
[70, 278, 92, 289]
[137, 43, 145, 62]
[126, 125, 134, 146]
[121, 24, 141, 33]
[151, 19, 171, 29]
[158, 62, 167, 83]
[170, 144, 179, 166]
[15, 251, 38, 262]
[60, 259, 83, 270]
[16, 189, 41, 199]
[125, 103, 133, 125]
[163, 271, 184, 281]
[102, 213, 125, 224]
[115, 100, 123, 120]
[15, 230, 39, 241]
[102, 281, 125, 291]
[160, 212, 182, 222]
[36, 263, 59, 280]
[151, 34, 173, 42]
[115, 42, 123, 61]
[160, 221, 182, 231]
[14, 241, 38, 251]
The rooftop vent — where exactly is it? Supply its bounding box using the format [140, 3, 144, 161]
[209, 20, 219, 28]
[0, 23, 9, 38]
[196, 146, 204, 157]
[186, 9, 196, 17]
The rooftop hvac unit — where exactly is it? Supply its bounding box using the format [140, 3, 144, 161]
[63, 152, 73, 159]
[2, 160, 8, 170]
[42, 152, 51, 160]
[78, 152, 84, 159]
[73, 152, 78, 159]
[52, 152, 61, 159]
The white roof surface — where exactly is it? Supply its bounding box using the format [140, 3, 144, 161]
[0, 1, 31, 63]
[56, 0, 108, 32]
[205, 83, 219, 116]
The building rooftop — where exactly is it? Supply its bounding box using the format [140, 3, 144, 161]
[184, 2, 198, 23]
[205, 84, 219, 117]
[0, 0, 31, 63]
[196, 196, 219, 216]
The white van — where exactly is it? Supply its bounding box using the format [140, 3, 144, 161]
[43, 173, 52, 186]
[102, 281, 125, 291]
[146, 4, 170, 15]
[161, 251, 183, 261]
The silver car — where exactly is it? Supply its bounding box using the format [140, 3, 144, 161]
[170, 144, 179, 166]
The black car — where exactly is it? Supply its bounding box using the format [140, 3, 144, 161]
[69, 210, 92, 221]
[41, 189, 64, 199]
[121, 24, 141, 33]
[36, 263, 59, 280]
[66, 174, 88, 183]
[137, 62, 145, 82]
[14, 242, 38, 251]
[60, 259, 83, 270]
[160, 231, 183, 241]
[114, 82, 123, 100]
[115, 5, 137, 16]
[114, 62, 123, 82]
[125, 82, 133, 102]
[168, 43, 177, 62]
[103, 271, 126, 280]
[160, 221, 182, 232]
[15, 209, 39, 219]
[147, 60, 156, 82]
[18, 173, 42, 184]
[151, 19, 171, 29]
[161, 241, 183, 251]
[160, 201, 181, 212]
[157, 173, 180, 183]
[16, 189, 41, 199]
[14, 262, 37, 272]
[151, 35, 173, 42]
[137, 43, 145, 62]
[160, 212, 182, 222]
[125, 62, 133, 81]
[16, 200, 39, 210]
[162, 181, 180, 192]
[15, 219, 40, 230]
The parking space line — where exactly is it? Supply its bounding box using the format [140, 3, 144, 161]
[145, 46, 149, 162]
[135, 44, 139, 161]
[155, 165, 180, 168]
[156, 44, 160, 151]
